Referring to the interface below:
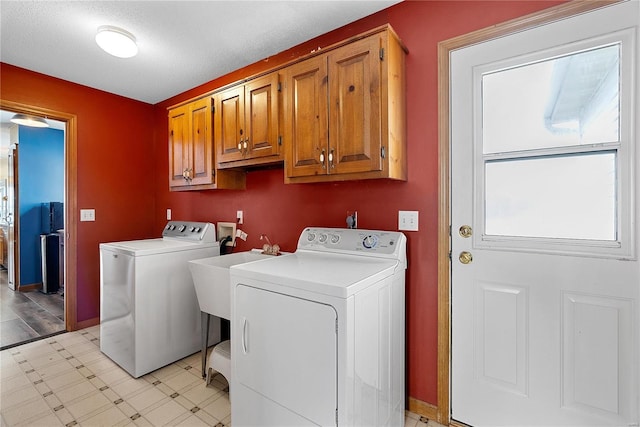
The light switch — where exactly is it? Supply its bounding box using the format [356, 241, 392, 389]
[398, 210, 418, 231]
[167, 209, 172, 220]
[80, 209, 95, 222]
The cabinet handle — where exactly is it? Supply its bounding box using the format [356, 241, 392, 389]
[320, 149, 326, 169]
[238, 138, 249, 155]
[329, 149, 334, 169]
[183, 168, 192, 181]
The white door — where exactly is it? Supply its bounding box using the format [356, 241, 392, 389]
[7, 140, 17, 291]
[451, 2, 639, 426]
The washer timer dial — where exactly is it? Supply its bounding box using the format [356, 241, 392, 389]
[362, 234, 379, 249]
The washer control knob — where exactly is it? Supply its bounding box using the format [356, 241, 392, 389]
[178, 225, 186, 232]
[330, 234, 340, 244]
[189, 226, 196, 232]
[318, 233, 328, 243]
[363, 234, 378, 249]
[307, 232, 316, 242]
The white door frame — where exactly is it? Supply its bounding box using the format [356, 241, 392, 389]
[435, 1, 624, 425]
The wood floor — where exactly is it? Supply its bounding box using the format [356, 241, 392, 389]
[0, 269, 65, 350]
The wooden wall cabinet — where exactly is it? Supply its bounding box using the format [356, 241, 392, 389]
[167, 25, 406, 190]
[214, 72, 282, 169]
[168, 97, 245, 191]
[283, 27, 407, 183]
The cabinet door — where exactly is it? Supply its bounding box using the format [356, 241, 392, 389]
[168, 105, 189, 187]
[328, 35, 383, 175]
[214, 85, 245, 163]
[244, 73, 280, 160]
[188, 97, 214, 186]
[283, 55, 328, 179]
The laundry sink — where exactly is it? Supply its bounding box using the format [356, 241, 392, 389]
[188, 251, 271, 320]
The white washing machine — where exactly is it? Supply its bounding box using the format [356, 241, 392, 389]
[100, 221, 220, 378]
[230, 227, 407, 427]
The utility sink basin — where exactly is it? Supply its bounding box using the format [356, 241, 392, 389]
[188, 251, 271, 320]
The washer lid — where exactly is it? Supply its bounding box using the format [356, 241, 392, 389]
[231, 251, 400, 298]
[100, 238, 218, 256]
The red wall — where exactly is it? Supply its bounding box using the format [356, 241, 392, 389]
[1, 0, 565, 409]
[0, 64, 157, 321]
[153, 0, 565, 406]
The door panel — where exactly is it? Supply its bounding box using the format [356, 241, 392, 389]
[245, 73, 280, 159]
[451, 2, 639, 426]
[562, 292, 633, 415]
[284, 55, 328, 178]
[189, 97, 213, 185]
[215, 86, 245, 163]
[168, 106, 188, 186]
[474, 281, 528, 396]
[328, 36, 382, 175]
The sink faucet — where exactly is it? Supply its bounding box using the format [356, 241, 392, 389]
[260, 234, 280, 255]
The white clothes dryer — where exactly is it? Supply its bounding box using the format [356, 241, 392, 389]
[230, 227, 407, 427]
[100, 221, 220, 378]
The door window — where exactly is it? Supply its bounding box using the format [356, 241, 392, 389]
[476, 33, 634, 257]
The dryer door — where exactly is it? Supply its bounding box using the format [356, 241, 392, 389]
[235, 284, 337, 426]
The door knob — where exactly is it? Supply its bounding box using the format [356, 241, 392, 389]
[459, 251, 473, 264]
[459, 225, 472, 238]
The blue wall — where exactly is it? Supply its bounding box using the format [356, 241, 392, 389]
[18, 126, 64, 286]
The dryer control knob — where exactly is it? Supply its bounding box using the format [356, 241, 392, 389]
[178, 225, 186, 232]
[307, 232, 316, 242]
[363, 235, 378, 249]
[330, 234, 340, 244]
[318, 233, 328, 243]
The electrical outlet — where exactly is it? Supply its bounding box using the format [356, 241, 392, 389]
[166, 208, 172, 220]
[237, 210, 243, 224]
[80, 209, 95, 222]
[398, 210, 418, 231]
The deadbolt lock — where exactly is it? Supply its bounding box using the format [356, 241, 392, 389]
[459, 225, 472, 238]
[459, 251, 473, 264]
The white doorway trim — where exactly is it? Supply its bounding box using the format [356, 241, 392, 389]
[435, 1, 623, 425]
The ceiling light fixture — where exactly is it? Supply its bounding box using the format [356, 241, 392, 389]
[95, 25, 138, 58]
[10, 113, 49, 128]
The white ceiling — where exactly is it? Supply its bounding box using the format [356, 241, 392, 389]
[0, 0, 400, 106]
